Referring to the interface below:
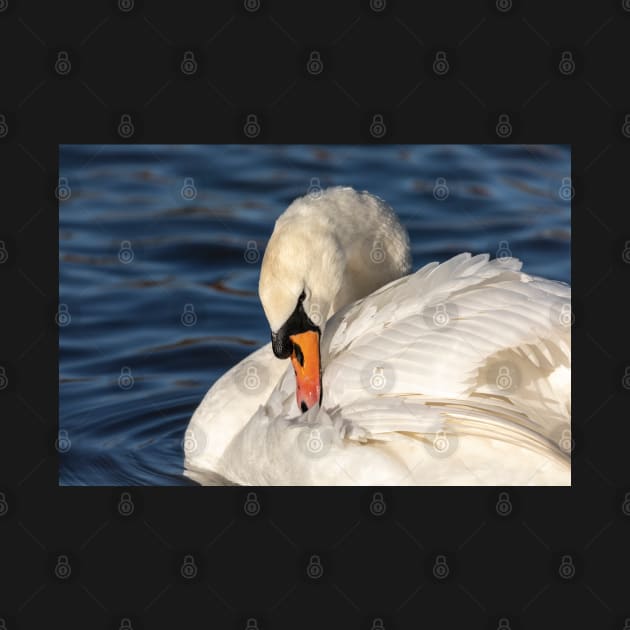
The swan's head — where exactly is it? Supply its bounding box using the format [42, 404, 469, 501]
[259, 212, 344, 413]
[259, 186, 411, 414]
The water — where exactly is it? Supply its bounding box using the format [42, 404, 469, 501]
[59, 144, 571, 486]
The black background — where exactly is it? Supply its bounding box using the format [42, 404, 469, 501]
[1, 0, 629, 628]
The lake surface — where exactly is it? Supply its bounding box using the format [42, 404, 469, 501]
[59, 144, 571, 485]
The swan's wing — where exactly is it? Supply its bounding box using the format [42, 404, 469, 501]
[322, 253, 571, 454]
[190, 253, 571, 486]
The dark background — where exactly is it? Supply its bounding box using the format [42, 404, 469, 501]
[1, 0, 629, 628]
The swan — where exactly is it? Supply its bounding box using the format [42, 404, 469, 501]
[184, 187, 571, 486]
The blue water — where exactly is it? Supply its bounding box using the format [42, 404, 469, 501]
[59, 144, 571, 486]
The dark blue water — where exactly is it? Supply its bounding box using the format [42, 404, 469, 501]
[59, 144, 571, 485]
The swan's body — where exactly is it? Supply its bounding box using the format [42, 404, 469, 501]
[184, 187, 571, 485]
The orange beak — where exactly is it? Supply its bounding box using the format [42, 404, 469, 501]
[289, 330, 321, 412]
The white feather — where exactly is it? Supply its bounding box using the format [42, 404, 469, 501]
[185, 188, 570, 486]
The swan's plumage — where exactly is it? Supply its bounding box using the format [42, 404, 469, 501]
[184, 189, 571, 486]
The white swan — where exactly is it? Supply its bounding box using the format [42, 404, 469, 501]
[184, 187, 571, 486]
